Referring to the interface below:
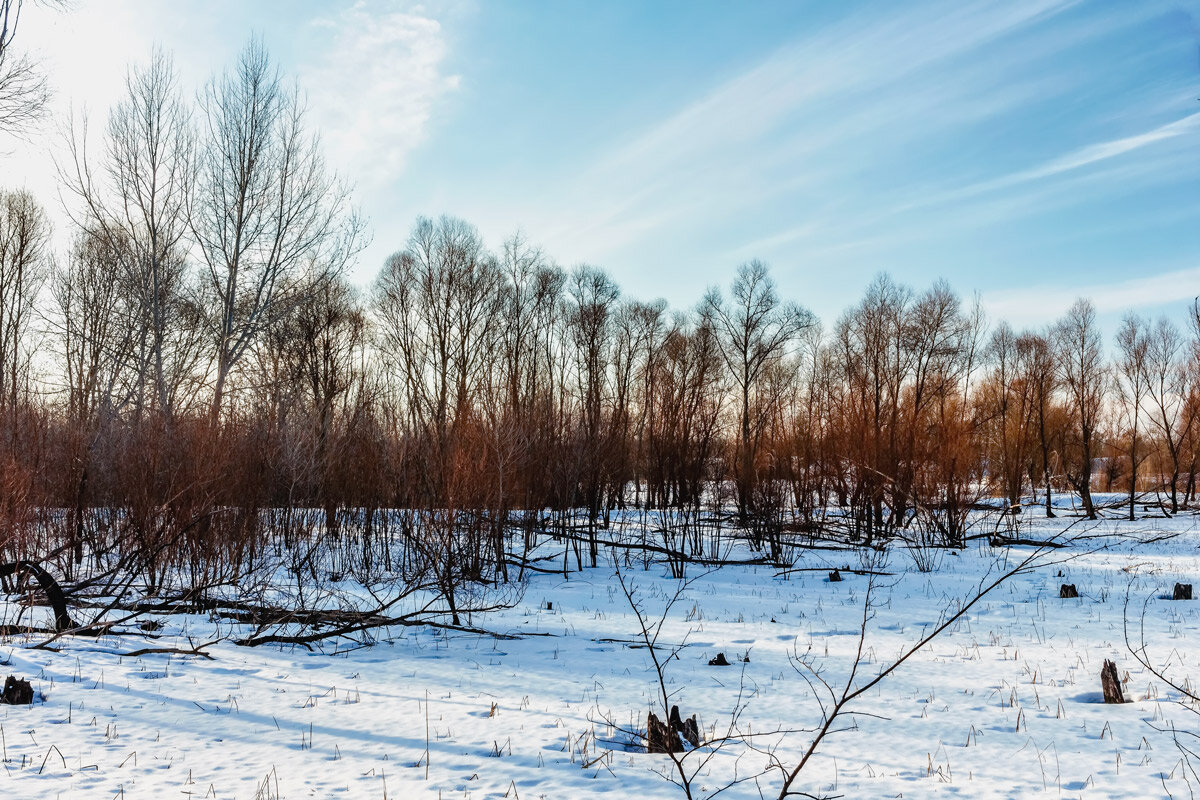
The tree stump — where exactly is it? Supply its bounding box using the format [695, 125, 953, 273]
[708, 652, 730, 666]
[1, 676, 33, 705]
[1173, 583, 1192, 601]
[646, 711, 679, 753]
[647, 706, 699, 753]
[669, 704, 700, 748]
[828, 569, 842, 583]
[668, 704, 683, 735]
[682, 716, 699, 747]
[1100, 659, 1125, 704]
[1059, 584, 1078, 599]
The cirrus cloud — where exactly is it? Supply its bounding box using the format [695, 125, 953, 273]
[301, 2, 460, 190]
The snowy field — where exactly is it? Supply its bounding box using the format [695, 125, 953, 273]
[2, 498, 1199, 799]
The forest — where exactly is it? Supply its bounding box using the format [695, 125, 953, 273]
[1, 7, 1200, 798]
[0, 39, 1196, 626]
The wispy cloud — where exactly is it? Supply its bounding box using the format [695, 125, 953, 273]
[302, 1, 459, 189]
[937, 110, 1200, 203]
[531, 0, 1091, 259]
[511, 0, 1191, 323]
[806, 105, 1200, 257]
[981, 264, 1200, 328]
[726, 222, 821, 261]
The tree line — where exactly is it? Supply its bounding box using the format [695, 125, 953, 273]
[0, 41, 1197, 595]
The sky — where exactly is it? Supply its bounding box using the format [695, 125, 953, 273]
[3, 0, 1199, 333]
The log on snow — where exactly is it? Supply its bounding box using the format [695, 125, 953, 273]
[0, 562, 74, 631]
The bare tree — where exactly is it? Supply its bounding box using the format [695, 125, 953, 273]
[373, 216, 502, 474]
[1144, 316, 1195, 513]
[52, 232, 136, 424]
[704, 260, 813, 524]
[273, 271, 367, 532]
[50, 231, 142, 565]
[831, 274, 913, 540]
[1015, 330, 1060, 517]
[1189, 298, 1200, 506]
[1053, 299, 1106, 519]
[568, 264, 619, 545]
[494, 231, 564, 516]
[0, 0, 57, 137]
[895, 280, 974, 534]
[60, 48, 201, 423]
[1114, 313, 1149, 520]
[0, 187, 48, 414]
[191, 37, 362, 419]
[645, 313, 724, 513]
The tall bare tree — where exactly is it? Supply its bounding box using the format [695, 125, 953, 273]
[1053, 299, 1106, 520]
[50, 231, 145, 565]
[983, 322, 1036, 506]
[1144, 316, 1195, 513]
[375, 216, 499, 451]
[704, 260, 813, 523]
[1114, 313, 1149, 520]
[895, 280, 973, 524]
[568, 264, 619, 538]
[831, 274, 910, 538]
[191, 37, 362, 419]
[52, 232, 136, 425]
[60, 48, 200, 423]
[1015, 331, 1060, 517]
[270, 271, 367, 531]
[0, 188, 48, 415]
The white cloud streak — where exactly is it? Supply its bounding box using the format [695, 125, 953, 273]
[518, 0, 1189, 298]
[529, 0, 1091, 259]
[981, 264, 1200, 328]
[936, 110, 1200, 204]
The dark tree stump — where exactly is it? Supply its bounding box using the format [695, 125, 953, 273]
[646, 711, 678, 753]
[1173, 583, 1192, 601]
[1100, 659, 1125, 704]
[1, 676, 33, 705]
[669, 704, 700, 748]
[669, 704, 683, 732]
[828, 570, 842, 583]
[708, 652, 730, 666]
[1059, 584, 1078, 599]
[682, 716, 699, 748]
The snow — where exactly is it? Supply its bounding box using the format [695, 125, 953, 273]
[1, 497, 1198, 799]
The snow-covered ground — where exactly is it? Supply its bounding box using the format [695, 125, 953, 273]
[3, 497, 1199, 799]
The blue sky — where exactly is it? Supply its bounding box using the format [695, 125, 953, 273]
[7, 0, 1200, 330]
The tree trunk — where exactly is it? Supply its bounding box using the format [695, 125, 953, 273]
[0, 562, 74, 631]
